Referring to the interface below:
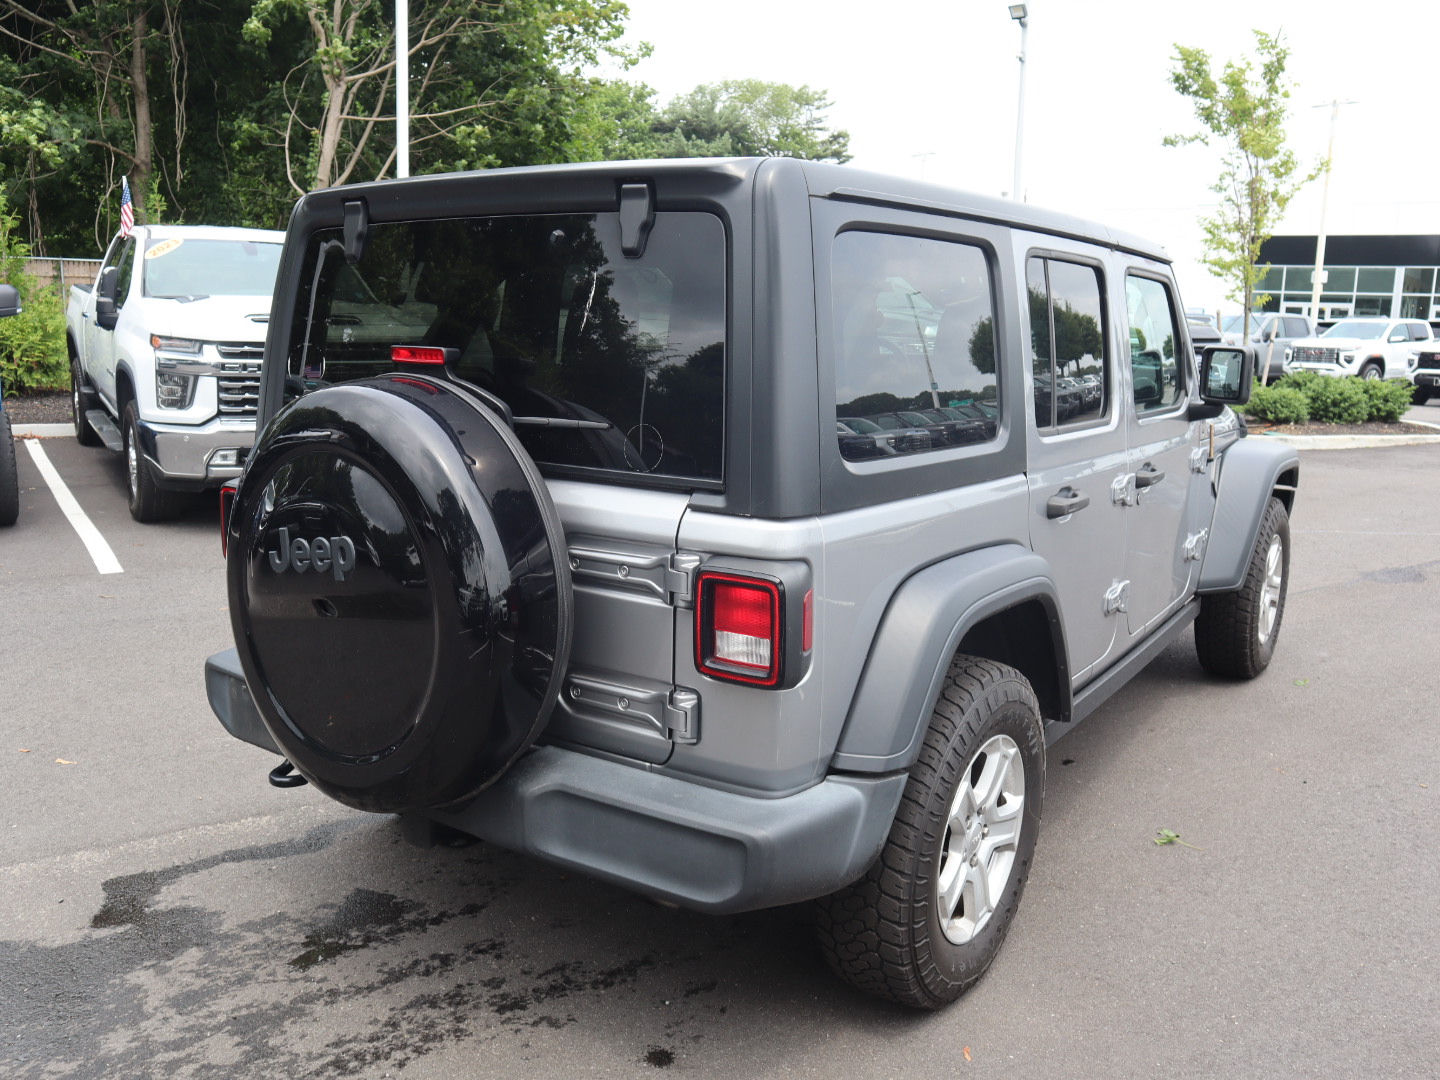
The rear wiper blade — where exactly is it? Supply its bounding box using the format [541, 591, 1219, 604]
[511, 416, 612, 430]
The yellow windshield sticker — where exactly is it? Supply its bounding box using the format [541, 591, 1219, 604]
[145, 238, 183, 260]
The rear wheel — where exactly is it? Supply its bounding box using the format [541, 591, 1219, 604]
[0, 410, 19, 526]
[123, 401, 181, 522]
[815, 656, 1044, 1009]
[1195, 496, 1289, 678]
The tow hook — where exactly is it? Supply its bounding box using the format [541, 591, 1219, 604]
[268, 759, 309, 788]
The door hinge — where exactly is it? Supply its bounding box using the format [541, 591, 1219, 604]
[1111, 473, 1137, 508]
[1103, 579, 1131, 615]
[1189, 447, 1209, 474]
[665, 687, 700, 744]
[1184, 529, 1209, 563]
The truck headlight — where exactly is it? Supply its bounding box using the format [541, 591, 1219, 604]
[156, 370, 197, 409]
[1340, 352, 1356, 364]
[150, 335, 203, 354]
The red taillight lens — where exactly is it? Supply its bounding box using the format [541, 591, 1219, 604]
[219, 480, 238, 557]
[802, 589, 813, 652]
[696, 572, 782, 686]
[391, 345, 448, 365]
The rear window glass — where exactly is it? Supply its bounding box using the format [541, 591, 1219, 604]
[284, 212, 726, 484]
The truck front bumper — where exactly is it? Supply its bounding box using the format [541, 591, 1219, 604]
[204, 648, 905, 915]
[138, 417, 254, 489]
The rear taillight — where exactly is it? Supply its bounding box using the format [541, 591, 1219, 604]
[219, 480, 238, 557]
[695, 572, 782, 686]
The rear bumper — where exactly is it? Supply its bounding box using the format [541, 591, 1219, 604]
[204, 648, 905, 914]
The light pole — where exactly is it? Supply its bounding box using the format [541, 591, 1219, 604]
[396, 0, 410, 178]
[1009, 4, 1028, 201]
[1307, 100, 1354, 323]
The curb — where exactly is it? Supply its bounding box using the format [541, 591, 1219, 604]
[9, 423, 76, 438]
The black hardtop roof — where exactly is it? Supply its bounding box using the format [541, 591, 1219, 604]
[296, 157, 1170, 264]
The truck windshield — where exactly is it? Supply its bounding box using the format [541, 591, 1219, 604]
[143, 238, 282, 299]
[285, 212, 726, 484]
[1321, 320, 1386, 340]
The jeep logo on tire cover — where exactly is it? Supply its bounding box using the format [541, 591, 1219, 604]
[267, 526, 357, 581]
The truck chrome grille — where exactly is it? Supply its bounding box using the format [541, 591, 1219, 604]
[215, 350, 263, 416]
[1292, 346, 1338, 364]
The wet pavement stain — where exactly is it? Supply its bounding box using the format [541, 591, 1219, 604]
[644, 1045, 677, 1068]
[0, 816, 771, 1078]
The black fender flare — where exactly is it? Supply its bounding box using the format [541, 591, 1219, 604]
[1198, 438, 1299, 593]
[830, 544, 1065, 773]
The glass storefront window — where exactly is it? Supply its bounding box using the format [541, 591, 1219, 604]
[1286, 267, 1312, 292]
[1401, 296, 1431, 319]
[1356, 268, 1395, 292]
[1257, 267, 1283, 291]
[1402, 268, 1435, 293]
[1322, 267, 1355, 292]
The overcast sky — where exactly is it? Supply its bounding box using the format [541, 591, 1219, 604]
[604, 0, 1440, 314]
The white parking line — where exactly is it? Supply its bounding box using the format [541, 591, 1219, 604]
[22, 439, 124, 575]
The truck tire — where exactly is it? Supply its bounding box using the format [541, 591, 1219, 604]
[1358, 362, 1382, 380]
[226, 375, 573, 814]
[0, 410, 19, 526]
[815, 656, 1044, 1009]
[1195, 496, 1289, 679]
[123, 401, 182, 522]
[71, 358, 101, 447]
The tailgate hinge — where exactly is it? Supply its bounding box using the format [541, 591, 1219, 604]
[665, 688, 700, 744]
[667, 552, 702, 608]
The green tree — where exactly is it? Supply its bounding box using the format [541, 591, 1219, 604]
[1165, 30, 1323, 326]
[240, 0, 633, 193]
[595, 78, 851, 162]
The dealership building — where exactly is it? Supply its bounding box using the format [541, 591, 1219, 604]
[1255, 234, 1440, 325]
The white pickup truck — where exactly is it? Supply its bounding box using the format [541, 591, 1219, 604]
[65, 225, 284, 520]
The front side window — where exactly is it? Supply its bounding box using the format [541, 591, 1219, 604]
[113, 240, 137, 308]
[1026, 257, 1107, 429]
[832, 231, 999, 461]
[285, 212, 726, 484]
[1125, 275, 1184, 412]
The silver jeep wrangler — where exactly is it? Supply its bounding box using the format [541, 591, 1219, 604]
[204, 158, 1296, 1009]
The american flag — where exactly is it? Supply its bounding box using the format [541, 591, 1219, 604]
[119, 176, 134, 237]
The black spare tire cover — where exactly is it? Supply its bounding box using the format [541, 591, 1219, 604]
[227, 374, 572, 813]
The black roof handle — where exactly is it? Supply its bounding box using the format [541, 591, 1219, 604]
[618, 183, 654, 258]
[343, 199, 369, 264]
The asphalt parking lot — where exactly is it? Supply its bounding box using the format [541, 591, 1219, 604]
[2, 433, 1437, 1079]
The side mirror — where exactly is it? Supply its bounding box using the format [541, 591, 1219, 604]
[0, 283, 19, 318]
[95, 266, 120, 331]
[1201, 345, 1253, 402]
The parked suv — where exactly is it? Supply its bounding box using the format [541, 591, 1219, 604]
[1286, 317, 1429, 381]
[203, 160, 1298, 1010]
[1220, 313, 1315, 382]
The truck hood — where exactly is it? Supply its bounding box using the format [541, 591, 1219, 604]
[140, 294, 272, 344]
[1290, 337, 1374, 351]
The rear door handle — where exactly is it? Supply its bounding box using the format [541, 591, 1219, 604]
[1047, 487, 1090, 518]
[1135, 465, 1166, 489]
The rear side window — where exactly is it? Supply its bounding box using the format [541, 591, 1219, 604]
[1125, 275, 1185, 412]
[285, 212, 726, 484]
[832, 231, 999, 462]
[1410, 322, 1432, 342]
[1026, 256, 1107, 429]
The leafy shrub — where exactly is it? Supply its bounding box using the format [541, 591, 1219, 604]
[1303, 376, 1370, 424]
[1244, 383, 1310, 424]
[1275, 370, 1322, 395]
[0, 192, 69, 396]
[1358, 378, 1416, 422]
